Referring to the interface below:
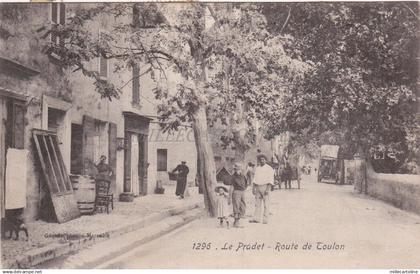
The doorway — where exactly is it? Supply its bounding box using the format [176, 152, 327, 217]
[124, 132, 148, 196]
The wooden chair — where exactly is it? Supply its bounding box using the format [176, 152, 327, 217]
[94, 178, 113, 214]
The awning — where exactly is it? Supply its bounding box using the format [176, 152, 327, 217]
[123, 111, 153, 135]
[0, 87, 28, 101]
[123, 111, 154, 121]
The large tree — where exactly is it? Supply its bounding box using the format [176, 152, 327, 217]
[262, 2, 419, 173]
[40, 3, 305, 214]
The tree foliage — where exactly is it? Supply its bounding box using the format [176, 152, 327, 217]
[262, 2, 419, 172]
[39, 3, 307, 213]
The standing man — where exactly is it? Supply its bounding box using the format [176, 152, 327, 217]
[229, 163, 248, 228]
[250, 155, 275, 224]
[245, 162, 255, 187]
[172, 161, 189, 199]
[283, 162, 293, 189]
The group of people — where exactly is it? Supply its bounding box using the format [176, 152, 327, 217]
[215, 154, 275, 228]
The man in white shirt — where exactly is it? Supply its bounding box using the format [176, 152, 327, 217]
[250, 154, 274, 224]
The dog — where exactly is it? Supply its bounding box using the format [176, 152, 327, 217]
[1, 215, 29, 240]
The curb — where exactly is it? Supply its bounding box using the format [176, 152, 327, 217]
[6, 202, 202, 269]
[63, 208, 205, 268]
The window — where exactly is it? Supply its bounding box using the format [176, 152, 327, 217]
[98, 55, 108, 79]
[6, 100, 25, 149]
[70, 124, 83, 174]
[50, 3, 66, 46]
[132, 64, 140, 104]
[157, 149, 167, 172]
[47, 108, 65, 132]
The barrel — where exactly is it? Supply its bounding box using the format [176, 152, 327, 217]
[70, 174, 96, 214]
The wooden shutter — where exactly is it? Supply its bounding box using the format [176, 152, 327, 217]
[157, 149, 167, 171]
[123, 132, 132, 193]
[59, 3, 66, 24]
[58, 4, 66, 47]
[51, 3, 58, 44]
[32, 129, 80, 223]
[70, 123, 83, 174]
[12, 102, 25, 149]
[82, 115, 96, 176]
[132, 64, 140, 104]
[0, 98, 6, 218]
[99, 56, 108, 78]
[140, 134, 148, 195]
[108, 123, 117, 194]
[6, 100, 25, 149]
[51, 3, 58, 23]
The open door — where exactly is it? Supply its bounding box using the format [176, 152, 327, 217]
[33, 129, 80, 223]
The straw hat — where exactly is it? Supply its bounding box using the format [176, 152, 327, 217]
[214, 183, 229, 193]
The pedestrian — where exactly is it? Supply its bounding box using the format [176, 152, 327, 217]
[215, 184, 230, 228]
[250, 155, 274, 224]
[284, 162, 293, 189]
[172, 161, 189, 199]
[229, 163, 248, 228]
[246, 162, 255, 187]
[95, 155, 113, 180]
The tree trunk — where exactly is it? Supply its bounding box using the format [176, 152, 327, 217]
[191, 105, 217, 217]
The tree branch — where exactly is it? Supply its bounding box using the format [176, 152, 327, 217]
[280, 7, 292, 33]
[117, 65, 153, 90]
[403, 3, 420, 21]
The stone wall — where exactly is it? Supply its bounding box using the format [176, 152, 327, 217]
[364, 162, 420, 215]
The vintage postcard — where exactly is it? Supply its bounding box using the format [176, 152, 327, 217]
[0, 1, 419, 271]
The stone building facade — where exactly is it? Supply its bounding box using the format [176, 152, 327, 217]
[0, 3, 197, 222]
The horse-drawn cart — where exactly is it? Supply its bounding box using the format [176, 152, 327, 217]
[318, 145, 341, 184]
[274, 164, 301, 190]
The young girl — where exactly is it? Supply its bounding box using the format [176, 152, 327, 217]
[215, 184, 230, 228]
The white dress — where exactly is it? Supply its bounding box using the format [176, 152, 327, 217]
[216, 192, 229, 218]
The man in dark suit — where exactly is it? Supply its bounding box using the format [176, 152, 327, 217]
[172, 161, 189, 199]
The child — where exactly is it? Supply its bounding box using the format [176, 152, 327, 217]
[215, 184, 230, 228]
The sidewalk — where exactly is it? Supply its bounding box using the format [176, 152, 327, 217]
[1, 185, 203, 268]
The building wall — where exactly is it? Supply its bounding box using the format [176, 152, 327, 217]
[0, 4, 77, 220]
[365, 163, 420, 216]
[148, 123, 197, 188]
[0, 3, 198, 221]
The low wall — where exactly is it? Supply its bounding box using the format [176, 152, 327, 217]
[366, 163, 420, 215]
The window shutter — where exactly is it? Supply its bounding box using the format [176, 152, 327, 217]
[51, 3, 58, 44]
[58, 4, 66, 47]
[132, 64, 140, 104]
[51, 3, 58, 23]
[108, 123, 117, 193]
[99, 56, 108, 78]
[59, 3, 66, 25]
[6, 100, 25, 149]
[32, 129, 80, 223]
[157, 149, 167, 171]
[12, 102, 25, 149]
[140, 134, 148, 194]
[82, 115, 96, 176]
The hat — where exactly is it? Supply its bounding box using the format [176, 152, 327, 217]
[257, 154, 267, 160]
[233, 162, 242, 169]
[214, 184, 229, 193]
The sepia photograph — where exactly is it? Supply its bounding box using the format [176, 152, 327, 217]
[0, 1, 419, 271]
